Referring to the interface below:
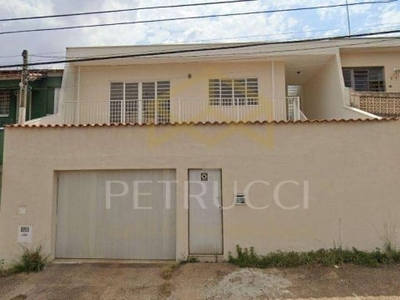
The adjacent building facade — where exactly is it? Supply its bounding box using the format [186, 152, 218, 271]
[0, 38, 399, 264]
[0, 70, 63, 164]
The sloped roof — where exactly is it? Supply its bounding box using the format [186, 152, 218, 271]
[6, 118, 398, 129]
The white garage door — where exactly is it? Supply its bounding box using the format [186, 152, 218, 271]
[56, 170, 176, 260]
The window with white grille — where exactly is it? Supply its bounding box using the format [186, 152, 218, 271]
[342, 67, 385, 92]
[209, 78, 259, 106]
[156, 81, 170, 124]
[109, 81, 170, 124]
[0, 91, 10, 116]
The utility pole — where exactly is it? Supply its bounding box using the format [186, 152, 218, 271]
[345, 0, 352, 37]
[18, 50, 28, 124]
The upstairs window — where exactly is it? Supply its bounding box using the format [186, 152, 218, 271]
[0, 91, 10, 116]
[209, 78, 259, 106]
[343, 67, 385, 92]
[109, 81, 170, 124]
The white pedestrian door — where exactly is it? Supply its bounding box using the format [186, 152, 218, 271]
[189, 169, 223, 255]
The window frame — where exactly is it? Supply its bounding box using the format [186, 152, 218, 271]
[109, 81, 170, 124]
[0, 91, 11, 117]
[342, 67, 385, 92]
[209, 78, 259, 106]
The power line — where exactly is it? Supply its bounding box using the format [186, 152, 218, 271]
[0, 0, 255, 22]
[15, 38, 393, 94]
[193, 27, 346, 43]
[0, 29, 399, 69]
[27, 28, 337, 61]
[7, 29, 352, 64]
[44, 39, 399, 78]
[0, 0, 397, 36]
[23, 21, 400, 62]
[4, 0, 396, 60]
[165, 38, 400, 60]
[25, 26, 393, 63]
[8, 39, 397, 94]
[25, 28, 351, 60]
[11, 38, 394, 94]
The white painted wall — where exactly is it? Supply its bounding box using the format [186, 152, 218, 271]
[302, 55, 376, 120]
[61, 61, 286, 122]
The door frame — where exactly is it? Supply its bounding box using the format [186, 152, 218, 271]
[187, 168, 224, 255]
[55, 169, 177, 259]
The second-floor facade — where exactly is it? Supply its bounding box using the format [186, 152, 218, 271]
[28, 38, 400, 126]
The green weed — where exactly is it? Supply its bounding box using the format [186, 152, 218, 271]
[12, 245, 48, 273]
[228, 245, 400, 268]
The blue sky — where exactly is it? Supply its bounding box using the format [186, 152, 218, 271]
[0, 0, 399, 66]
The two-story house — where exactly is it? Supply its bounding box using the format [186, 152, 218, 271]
[0, 38, 399, 264]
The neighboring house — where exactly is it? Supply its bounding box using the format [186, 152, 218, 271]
[0, 38, 400, 264]
[340, 45, 400, 117]
[0, 70, 63, 164]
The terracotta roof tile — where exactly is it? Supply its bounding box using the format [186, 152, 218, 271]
[5, 118, 399, 129]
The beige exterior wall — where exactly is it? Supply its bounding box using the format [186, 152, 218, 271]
[303, 56, 344, 119]
[340, 51, 400, 92]
[302, 56, 373, 120]
[1, 121, 400, 263]
[62, 61, 286, 123]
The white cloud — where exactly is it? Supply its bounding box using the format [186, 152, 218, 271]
[0, 0, 398, 67]
[378, 2, 400, 28]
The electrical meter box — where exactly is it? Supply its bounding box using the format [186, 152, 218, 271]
[17, 226, 33, 244]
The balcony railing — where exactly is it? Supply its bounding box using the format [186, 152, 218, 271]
[350, 91, 400, 117]
[286, 97, 301, 121]
[61, 98, 301, 125]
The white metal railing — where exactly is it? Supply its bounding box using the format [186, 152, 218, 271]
[286, 97, 301, 121]
[60, 98, 301, 125]
[62, 98, 267, 124]
[349, 90, 400, 117]
[300, 111, 308, 121]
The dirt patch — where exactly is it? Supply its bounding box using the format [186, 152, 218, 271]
[1, 263, 400, 299]
[169, 263, 237, 300]
[282, 264, 400, 298]
[204, 268, 292, 300]
[9, 296, 27, 300]
[0, 263, 167, 300]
